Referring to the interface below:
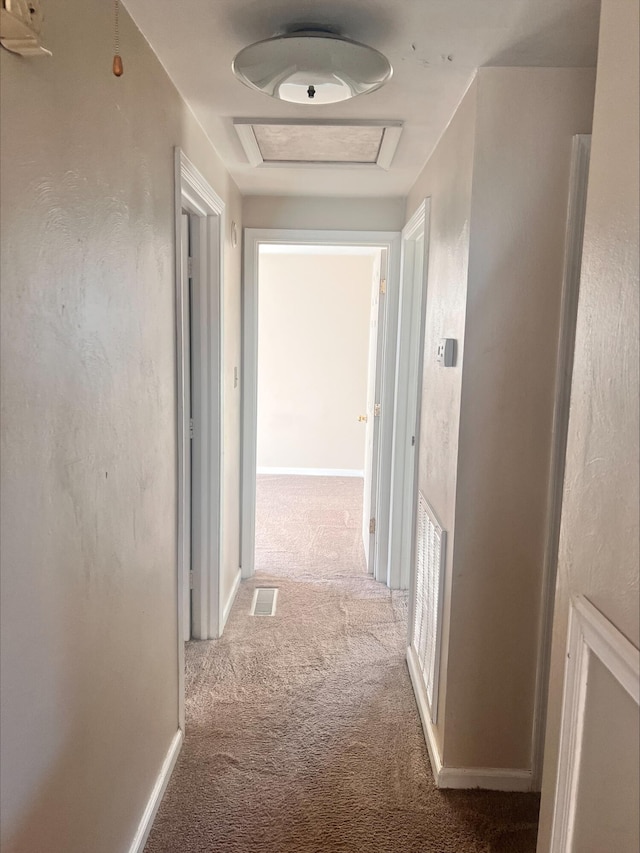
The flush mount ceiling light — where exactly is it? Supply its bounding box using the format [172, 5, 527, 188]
[232, 30, 392, 105]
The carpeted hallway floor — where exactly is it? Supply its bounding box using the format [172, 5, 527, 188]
[145, 475, 540, 852]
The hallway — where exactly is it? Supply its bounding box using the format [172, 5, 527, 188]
[145, 477, 539, 852]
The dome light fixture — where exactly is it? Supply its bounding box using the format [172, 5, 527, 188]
[232, 29, 392, 105]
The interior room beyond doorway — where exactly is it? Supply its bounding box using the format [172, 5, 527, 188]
[254, 244, 381, 579]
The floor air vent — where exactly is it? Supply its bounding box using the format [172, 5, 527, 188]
[250, 587, 279, 617]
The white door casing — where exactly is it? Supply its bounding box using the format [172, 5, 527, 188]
[175, 148, 225, 670]
[362, 249, 385, 569]
[241, 229, 401, 584]
[388, 199, 431, 590]
[179, 213, 192, 642]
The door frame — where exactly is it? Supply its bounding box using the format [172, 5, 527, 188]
[178, 212, 192, 646]
[174, 149, 225, 700]
[361, 247, 386, 572]
[241, 228, 401, 584]
[388, 199, 431, 590]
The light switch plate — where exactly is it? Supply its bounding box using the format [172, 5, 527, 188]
[436, 338, 456, 367]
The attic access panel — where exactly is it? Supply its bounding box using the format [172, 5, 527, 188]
[234, 119, 402, 170]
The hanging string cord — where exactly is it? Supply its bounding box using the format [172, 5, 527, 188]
[113, 0, 123, 76]
[114, 0, 120, 56]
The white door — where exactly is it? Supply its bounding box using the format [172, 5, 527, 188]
[180, 213, 192, 641]
[362, 249, 386, 570]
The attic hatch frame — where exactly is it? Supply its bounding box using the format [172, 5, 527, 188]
[234, 119, 403, 170]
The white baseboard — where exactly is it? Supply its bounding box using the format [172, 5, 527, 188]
[221, 568, 242, 633]
[129, 729, 183, 853]
[256, 467, 364, 478]
[438, 767, 533, 791]
[406, 646, 533, 792]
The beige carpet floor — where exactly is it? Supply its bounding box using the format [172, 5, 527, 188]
[145, 475, 539, 853]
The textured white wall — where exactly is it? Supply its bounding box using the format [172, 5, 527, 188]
[446, 67, 596, 771]
[243, 195, 405, 232]
[0, 1, 242, 851]
[406, 67, 595, 774]
[537, 1, 639, 847]
[405, 80, 478, 757]
[257, 252, 374, 472]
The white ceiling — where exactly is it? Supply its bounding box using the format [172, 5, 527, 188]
[124, 0, 600, 198]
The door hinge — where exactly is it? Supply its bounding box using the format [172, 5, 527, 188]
[189, 570, 194, 589]
[189, 418, 194, 439]
[411, 435, 416, 446]
[374, 403, 381, 418]
[379, 278, 387, 295]
[369, 517, 376, 535]
[187, 256, 193, 278]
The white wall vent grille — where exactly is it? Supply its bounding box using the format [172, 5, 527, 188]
[412, 492, 446, 723]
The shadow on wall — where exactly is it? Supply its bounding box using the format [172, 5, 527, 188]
[487, 2, 600, 66]
[4, 736, 93, 853]
[1, 522, 113, 853]
[223, 0, 399, 49]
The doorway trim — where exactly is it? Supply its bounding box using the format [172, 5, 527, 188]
[175, 148, 225, 673]
[241, 228, 402, 583]
[388, 199, 431, 590]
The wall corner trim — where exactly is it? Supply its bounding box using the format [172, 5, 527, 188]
[221, 568, 242, 633]
[531, 133, 592, 791]
[128, 729, 183, 853]
[407, 644, 444, 776]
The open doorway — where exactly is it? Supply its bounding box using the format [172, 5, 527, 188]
[241, 228, 402, 586]
[253, 244, 384, 581]
[174, 149, 225, 737]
